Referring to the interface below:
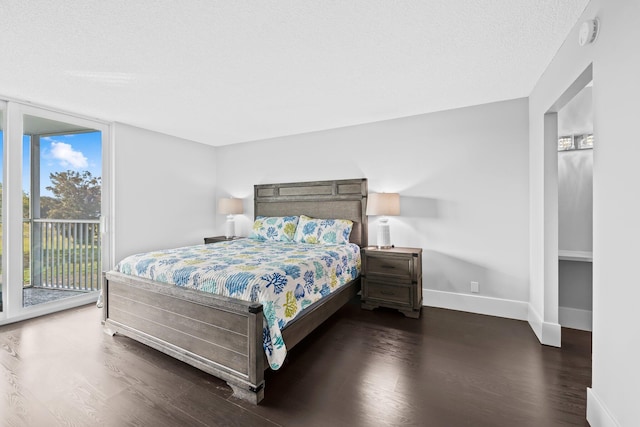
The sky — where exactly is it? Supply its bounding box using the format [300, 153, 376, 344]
[0, 130, 102, 198]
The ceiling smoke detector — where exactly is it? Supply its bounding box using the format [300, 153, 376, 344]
[578, 19, 600, 46]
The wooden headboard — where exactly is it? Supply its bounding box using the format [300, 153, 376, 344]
[254, 178, 368, 247]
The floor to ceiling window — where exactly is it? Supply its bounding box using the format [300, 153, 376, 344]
[0, 101, 110, 323]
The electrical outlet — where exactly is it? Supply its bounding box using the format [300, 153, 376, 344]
[471, 281, 479, 293]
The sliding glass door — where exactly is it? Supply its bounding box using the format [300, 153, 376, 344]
[1, 102, 110, 323]
[0, 105, 5, 314]
[22, 115, 103, 307]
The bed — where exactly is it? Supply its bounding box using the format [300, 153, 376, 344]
[102, 178, 368, 404]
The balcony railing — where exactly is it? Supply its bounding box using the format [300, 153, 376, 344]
[27, 219, 101, 292]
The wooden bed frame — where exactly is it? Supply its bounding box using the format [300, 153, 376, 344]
[102, 178, 368, 404]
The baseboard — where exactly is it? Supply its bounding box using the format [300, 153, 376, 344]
[422, 290, 565, 346]
[527, 304, 561, 347]
[587, 388, 620, 427]
[423, 289, 528, 321]
[559, 306, 592, 331]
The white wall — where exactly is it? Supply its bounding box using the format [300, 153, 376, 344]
[558, 86, 593, 136]
[558, 150, 593, 252]
[559, 261, 592, 309]
[216, 98, 530, 318]
[529, 0, 640, 425]
[112, 123, 217, 263]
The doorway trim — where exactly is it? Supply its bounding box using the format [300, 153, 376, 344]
[537, 64, 593, 346]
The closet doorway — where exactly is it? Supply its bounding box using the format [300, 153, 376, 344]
[557, 82, 593, 332]
[541, 64, 593, 346]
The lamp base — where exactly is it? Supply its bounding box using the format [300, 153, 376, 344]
[377, 219, 391, 249]
[225, 215, 235, 238]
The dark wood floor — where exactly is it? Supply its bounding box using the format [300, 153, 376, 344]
[0, 299, 591, 426]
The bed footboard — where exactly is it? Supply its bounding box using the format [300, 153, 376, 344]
[103, 271, 265, 403]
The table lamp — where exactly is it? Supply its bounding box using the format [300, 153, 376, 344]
[366, 193, 400, 249]
[218, 197, 243, 238]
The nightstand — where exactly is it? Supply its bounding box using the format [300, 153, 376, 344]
[204, 236, 242, 244]
[360, 246, 423, 318]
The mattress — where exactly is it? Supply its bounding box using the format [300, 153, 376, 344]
[115, 238, 361, 369]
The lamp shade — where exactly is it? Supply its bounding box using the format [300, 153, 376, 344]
[217, 198, 243, 215]
[366, 193, 400, 216]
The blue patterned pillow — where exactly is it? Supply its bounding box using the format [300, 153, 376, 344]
[293, 215, 353, 244]
[248, 216, 299, 242]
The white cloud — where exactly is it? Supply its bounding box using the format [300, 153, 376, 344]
[50, 141, 88, 168]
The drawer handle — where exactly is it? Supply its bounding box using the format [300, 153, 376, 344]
[380, 265, 396, 269]
[380, 290, 396, 295]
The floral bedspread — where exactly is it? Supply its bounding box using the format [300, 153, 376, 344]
[115, 239, 361, 369]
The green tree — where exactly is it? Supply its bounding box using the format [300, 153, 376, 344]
[39, 196, 61, 219]
[45, 171, 101, 220]
[23, 191, 30, 219]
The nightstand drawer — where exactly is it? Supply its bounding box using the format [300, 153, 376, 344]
[365, 255, 413, 280]
[364, 281, 412, 306]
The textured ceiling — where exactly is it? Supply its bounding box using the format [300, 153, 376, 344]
[0, 1, 589, 147]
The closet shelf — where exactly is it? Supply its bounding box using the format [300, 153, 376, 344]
[558, 250, 593, 262]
